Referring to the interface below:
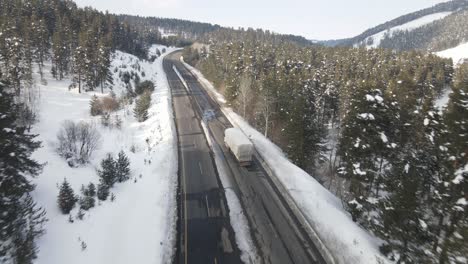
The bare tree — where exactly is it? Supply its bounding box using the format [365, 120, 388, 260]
[237, 74, 253, 118]
[57, 121, 101, 166]
[256, 89, 276, 138]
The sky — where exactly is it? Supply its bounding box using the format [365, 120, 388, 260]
[73, 0, 449, 40]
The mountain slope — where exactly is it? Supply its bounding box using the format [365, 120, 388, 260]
[325, 0, 468, 51]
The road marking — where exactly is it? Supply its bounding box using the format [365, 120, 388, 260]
[182, 148, 188, 264]
[214, 258, 218, 264]
[205, 195, 211, 217]
[199, 162, 203, 174]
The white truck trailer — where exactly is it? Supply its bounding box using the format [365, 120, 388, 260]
[224, 128, 254, 166]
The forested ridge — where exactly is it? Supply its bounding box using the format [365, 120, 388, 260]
[379, 8, 468, 52]
[184, 31, 467, 262]
[324, 0, 468, 49]
[324, 0, 468, 52]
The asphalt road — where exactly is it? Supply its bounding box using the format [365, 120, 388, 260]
[165, 51, 326, 264]
[164, 53, 242, 264]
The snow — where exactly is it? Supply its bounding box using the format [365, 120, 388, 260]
[31, 45, 179, 264]
[452, 164, 467, 184]
[419, 219, 428, 230]
[436, 42, 468, 65]
[424, 118, 430, 126]
[182, 60, 389, 264]
[360, 12, 452, 48]
[365, 94, 375, 102]
[200, 122, 259, 263]
[379, 132, 388, 143]
[358, 113, 375, 120]
[353, 163, 367, 176]
[456, 198, 467, 206]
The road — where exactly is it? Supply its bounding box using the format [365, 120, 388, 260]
[164, 53, 242, 264]
[165, 51, 326, 264]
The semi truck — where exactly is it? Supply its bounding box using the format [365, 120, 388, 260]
[224, 128, 254, 166]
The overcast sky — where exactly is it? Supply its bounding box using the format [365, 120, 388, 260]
[73, 0, 448, 40]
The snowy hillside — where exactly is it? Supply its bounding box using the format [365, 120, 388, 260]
[358, 12, 452, 48]
[30, 45, 179, 264]
[436, 41, 468, 64]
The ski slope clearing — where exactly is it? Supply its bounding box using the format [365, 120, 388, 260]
[31, 45, 178, 264]
[436, 42, 468, 65]
[182, 60, 390, 264]
[360, 12, 452, 48]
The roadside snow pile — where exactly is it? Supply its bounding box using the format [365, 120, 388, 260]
[436, 42, 468, 65]
[32, 45, 178, 264]
[360, 12, 452, 48]
[182, 60, 389, 264]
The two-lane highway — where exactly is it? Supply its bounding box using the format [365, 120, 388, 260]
[165, 50, 326, 264]
[164, 53, 242, 264]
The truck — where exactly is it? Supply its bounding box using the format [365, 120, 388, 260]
[224, 128, 254, 166]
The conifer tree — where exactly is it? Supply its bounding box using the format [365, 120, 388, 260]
[116, 151, 131, 182]
[96, 36, 113, 93]
[435, 63, 468, 263]
[0, 81, 45, 263]
[133, 91, 152, 122]
[98, 153, 117, 187]
[58, 178, 77, 214]
[90, 95, 102, 116]
[97, 182, 110, 201]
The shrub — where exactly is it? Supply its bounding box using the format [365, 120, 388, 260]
[100, 96, 119, 113]
[135, 80, 155, 95]
[90, 95, 119, 116]
[57, 121, 101, 166]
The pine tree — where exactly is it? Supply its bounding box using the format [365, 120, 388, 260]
[72, 44, 87, 93]
[0, 81, 45, 263]
[97, 182, 109, 201]
[87, 183, 96, 197]
[98, 153, 117, 187]
[96, 36, 113, 93]
[133, 91, 152, 122]
[116, 151, 131, 182]
[339, 83, 395, 224]
[90, 95, 102, 116]
[435, 63, 468, 263]
[58, 178, 77, 214]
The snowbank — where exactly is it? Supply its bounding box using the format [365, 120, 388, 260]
[182, 60, 390, 264]
[436, 42, 468, 65]
[32, 45, 179, 264]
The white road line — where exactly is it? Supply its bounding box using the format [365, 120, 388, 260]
[205, 195, 211, 217]
[199, 162, 203, 174]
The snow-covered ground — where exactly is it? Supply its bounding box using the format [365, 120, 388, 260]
[359, 12, 452, 48]
[31, 45, 179, 264]
[436, 41, 468, 65]
[182, 60, 390, 264]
